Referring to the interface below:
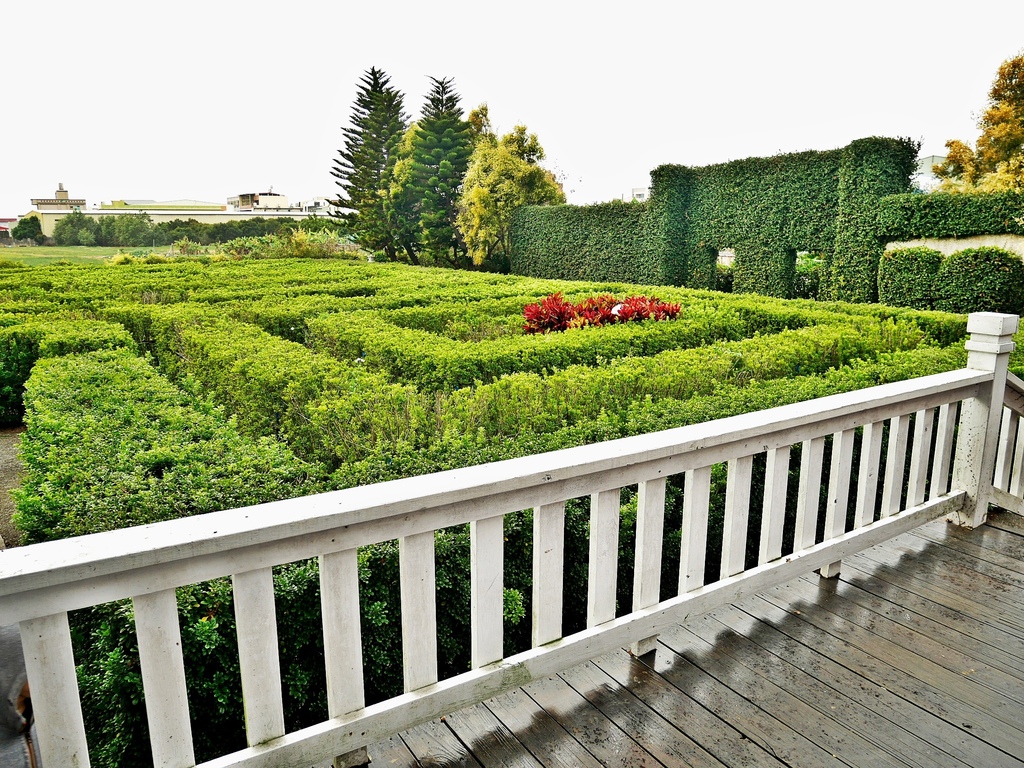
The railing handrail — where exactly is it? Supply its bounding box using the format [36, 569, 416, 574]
[0, 366, 989, 619]
[1006, 370, 1024, 417]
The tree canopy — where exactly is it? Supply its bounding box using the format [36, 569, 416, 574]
[331, 67, 409, 258]
[457, 122, 565, 270]
[935, 52, 1024, 192]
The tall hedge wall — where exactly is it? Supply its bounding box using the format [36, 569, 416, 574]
[511, 137, 919, 302]
[877, 191, 1024, 240]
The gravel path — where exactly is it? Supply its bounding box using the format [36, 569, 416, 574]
[0, 427, 24, 548]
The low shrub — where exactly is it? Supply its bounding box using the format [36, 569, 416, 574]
[933, 247, 1024, 315]
[522, 293, 681, 333]
[877, 247, 943, 309]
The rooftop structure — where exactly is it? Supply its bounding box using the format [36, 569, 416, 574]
[30, 183, 85, 211]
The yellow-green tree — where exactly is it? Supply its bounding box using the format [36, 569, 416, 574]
[457, 123, 565, 270]
[935, 53, 1024, 192]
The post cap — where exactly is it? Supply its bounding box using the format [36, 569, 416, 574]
[967, 312, 1019, 337]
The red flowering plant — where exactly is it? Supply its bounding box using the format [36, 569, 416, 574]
[523, 293, 681, 334]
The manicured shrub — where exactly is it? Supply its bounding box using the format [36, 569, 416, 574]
[522, 293, 681, 333]
[877, 247, 943, 309]
[933, 247, 1024, 315]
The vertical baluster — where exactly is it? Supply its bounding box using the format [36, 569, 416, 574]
[400, 531, 437, 692]
[721, 455, 753, 578]
[855, 422, 884, 528]
[820, 428, 855, 578]
[20, 613, 90, 767]
[471, 514, 505, 667]
[758, 446, 791, 564]
[320, 548, 364, 716]
[587, 489, 621, 628]
[795, 437, 825, 551]
[1010, 417, 1024, 496]
[881, 413, 911, 517]
[907, 409, 935, 507]
[632, 478, 666, 655]
[133, 588, 195, 768]
[929, 403, 958, 500]
[232, 567, 285, 745]
[995, 408, 1018, 491]
[679, 466, 711, 594]
[532, 501, 565, 647]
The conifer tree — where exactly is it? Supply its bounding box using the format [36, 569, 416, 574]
[331, 68, 408, 258]
[409, 77, 474, 267]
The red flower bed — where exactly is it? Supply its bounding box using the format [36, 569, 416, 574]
[523, 293, 681, 334]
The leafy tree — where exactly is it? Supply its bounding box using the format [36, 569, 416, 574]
[935, 52, 1024, 191]
[409, 77, 474, 267]
[457, 123, 565, 270]
[11, 216, 43, 243]
[52, 211, 98, 246]
[331, 67, 408, 259]
[113, 214, 154, 247]
[385, 124, 424, 264]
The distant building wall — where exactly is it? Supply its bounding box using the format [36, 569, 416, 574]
[26, 209, 322, 237]
[885, 234, 1024, 259]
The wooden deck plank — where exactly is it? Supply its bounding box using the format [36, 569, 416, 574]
[712, 603, 984, 768]
[829, 566, 1024, 678]
[685, 609, 961, 768]
[639, 642, 841, 766]
[389, 518, 1024, 767]
[483, 688, 605, 768]
[759, 582, 1024, 756]
[521, 674, 665, 768]
[591, 650, 783, 767]
[656, 618, 918, 767]
[558, 660, 727, 768]
[399, 718, 482, 767]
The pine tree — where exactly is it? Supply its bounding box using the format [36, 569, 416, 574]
[331, 68, 408, 258]
[410, 77, 474, 267]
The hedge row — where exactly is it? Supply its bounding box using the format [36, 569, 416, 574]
[878, 246, 1024, 315]
[511, 137, 919, 302]
[0, 318, 136, 424]
[877, 191, 1024, 240]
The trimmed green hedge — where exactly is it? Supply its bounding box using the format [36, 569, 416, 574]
[878, 191, 1024, 240]
[877, 247, 943, 310]
[933, 247, 1024, 315]
[0, 319, 136, 424]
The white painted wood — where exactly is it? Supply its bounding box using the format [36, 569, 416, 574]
[907, 409, 935, 507]
[721, 455, 753, 577]
[854, 422, 884, 528]
[881, 413, 911, 518]
[0, 367, 990, 619]
[195, 493, 965, 768]
[929, 403, 958, 500]
[399, 531, 437, 692]
[532, 501, 565, 647]
[470, 515, 504, 667]
[19, 613, 90, 768]
[992, 485, 1024, 516]
[994, 408, 1017, 491]
[820, 429, 856, 578]
[232, 567, 285, 745]
[758, 446, 790, 564]
[633, 478, 667, 611]
[795, 437, 825, 551]
[319, 549, 364, 716]
[679, 466, 711, 594]
[951, 312, 1019, 528]
[133, 588, 195, 768]
[587, 489, 620, 628]
[631, 478, 667, 656]
[1010, 417, 1024, 497]
[1005, 372, 1024, 416]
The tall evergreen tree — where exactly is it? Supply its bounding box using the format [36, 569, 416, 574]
[410, 77, 474, 267]
[331, 68, 408, 258]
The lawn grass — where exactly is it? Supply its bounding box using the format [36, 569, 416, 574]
[0, 245, 168, 266]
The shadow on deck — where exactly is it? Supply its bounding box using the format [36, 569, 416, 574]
[370, 512, 1024, 767]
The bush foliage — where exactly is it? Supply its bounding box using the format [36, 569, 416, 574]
[933, 246, 1024, 315]
[877, 247, 943, 309]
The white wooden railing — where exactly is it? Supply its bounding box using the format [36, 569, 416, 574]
[0, 312, 1020, 768]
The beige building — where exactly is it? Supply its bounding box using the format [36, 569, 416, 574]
[20, 185, 340, 237]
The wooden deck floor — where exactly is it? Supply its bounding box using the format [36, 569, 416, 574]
[364, 512, 1024, 767]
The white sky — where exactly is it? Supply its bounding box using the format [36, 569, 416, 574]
[3, 1, 1023, 219]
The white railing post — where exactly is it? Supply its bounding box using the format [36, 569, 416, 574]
[950, 312, 1019, 528]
